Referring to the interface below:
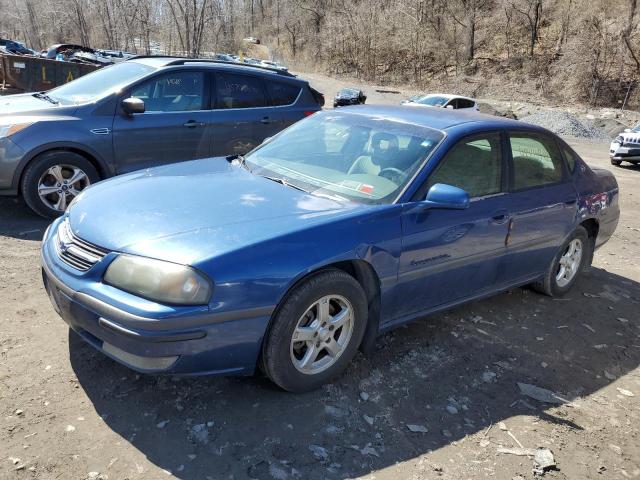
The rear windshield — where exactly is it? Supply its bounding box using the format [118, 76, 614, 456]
[48, 62, 155, 105]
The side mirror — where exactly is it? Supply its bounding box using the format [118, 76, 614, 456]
[412, 183, 470, 212]
[624, 128, 632, 133]
[122, 97, 145, 115]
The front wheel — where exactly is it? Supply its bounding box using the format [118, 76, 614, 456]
[21, 151, 99, 218]
[611, 158, 622, 166]
[261, 270, 368, 392]
[532, 226, 591, 297]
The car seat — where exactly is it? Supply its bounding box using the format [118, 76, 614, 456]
[348, 133, 399, 176]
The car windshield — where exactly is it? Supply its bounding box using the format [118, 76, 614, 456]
[244, 111, 444, 204]
[47, 62, 155, 105]
[414, 95, 449, 106]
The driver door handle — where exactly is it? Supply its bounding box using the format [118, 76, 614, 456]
[260, 116, 271, 124]
[183, 120, 205, 128]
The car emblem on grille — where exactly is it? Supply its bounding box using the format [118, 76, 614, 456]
[58, 238, 71, 253]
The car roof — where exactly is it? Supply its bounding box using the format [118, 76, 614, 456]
[335, 105, 543, 133]
[128, 56, 300, 80]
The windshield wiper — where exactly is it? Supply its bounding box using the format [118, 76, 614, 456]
[260, 175, 309, 193]
[32, 92, 59, 105]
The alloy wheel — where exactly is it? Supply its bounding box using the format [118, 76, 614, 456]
[290, 294, 354, 375]
[556, 238, 583, 288]
[37, 164, 91, 212]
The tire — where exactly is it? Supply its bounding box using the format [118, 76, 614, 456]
[610, 159, 622, 166]
[21, 151, 100, 218]
[261, 269, 368, 392]
[532, 226, 592, 297]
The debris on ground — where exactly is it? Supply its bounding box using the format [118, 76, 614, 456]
[517, 383, 567, 404]
[406, 424, 429, 433]
[533, 448, 556, 475]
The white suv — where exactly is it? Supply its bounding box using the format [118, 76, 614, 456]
[610, 124, 640, 166]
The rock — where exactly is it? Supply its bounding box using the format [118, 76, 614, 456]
[363, 415, 374, 426]
[604, 371, 617, 380]
[359, 444, 380, 457]
[446, 405, 459, 415]
[609, 444, 623, 455]
[498, 422, 508, 431]
[309, 444, 328, 460]
[482, 371, 497, 383]
[206, 420, 215, 427]
[360, 391, 370, 401]
[14, 409, 24, 416]
[442, 429, 452, 437]
[517, 382, 567, 404]
[407, 424, 428, 433]
[479, 439, 490, 448]
[156, 420, 169, 429]
[617, 388, 634, 397]
[65, 425, 76, 432]
[189, 424, 209, 444]
[533, 448, 556, 475]
[324, 405, 347, 418]
[269, 463, 288, 480]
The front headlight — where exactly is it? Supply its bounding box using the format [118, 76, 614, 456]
[0, 123, 32, 139]
[104, 255, 212, 305]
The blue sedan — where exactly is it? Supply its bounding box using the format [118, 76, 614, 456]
[41, 106, 620, 392]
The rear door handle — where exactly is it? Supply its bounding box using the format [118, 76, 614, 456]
[490, 209, 510, 225]
[260, 116, 271, 124]
[183, 120, 205, 128]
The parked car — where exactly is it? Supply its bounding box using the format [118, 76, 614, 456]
[402, 93, 479, 111]
[0, 56, 324, 217]
[610, 123, 640, 166]
[260, 59, 288, 72]
[213, 53, 235, 62]
[243, 37, 261, 44]
[333, 87, 366, 107]
[0, 38, 35, 55]
[41, 106, 619, 392]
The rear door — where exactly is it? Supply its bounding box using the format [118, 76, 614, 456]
[112, 69, 212, 173]
[499, 131, 578, 283]
[210, 72, 282, 156]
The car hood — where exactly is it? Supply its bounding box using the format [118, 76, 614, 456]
[0, 93, 71, 115]
[67, 158, 367, 265]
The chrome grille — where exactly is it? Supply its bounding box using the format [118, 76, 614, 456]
[55, 219, 109, 271]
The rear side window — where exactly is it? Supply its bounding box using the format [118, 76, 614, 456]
[509, 133, 564, 190]
[266, 81, 301, 106]
[216, 73, 266, 109]
[427, 133, 502, 198]
[561, 146, 578, 173]
[457, 99, 475, 109]
[130, 71, 205, 112]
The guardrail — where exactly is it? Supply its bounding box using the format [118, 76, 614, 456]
[1, 53, 99, 92]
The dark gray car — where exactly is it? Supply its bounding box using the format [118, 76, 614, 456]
[0, 57, 324, 217]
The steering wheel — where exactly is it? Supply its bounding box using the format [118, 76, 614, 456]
[379, 167, 406, 183]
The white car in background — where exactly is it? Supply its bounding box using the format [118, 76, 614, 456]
[401, 93, 479, 112]
[610, 124, 640, 166]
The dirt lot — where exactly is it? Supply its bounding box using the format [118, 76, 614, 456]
[1, 80, 639, 480]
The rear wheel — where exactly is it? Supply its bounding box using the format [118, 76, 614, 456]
[21, 151, 99, 218]
[261, 270, 368, 392]
[532, 226, 591, 297]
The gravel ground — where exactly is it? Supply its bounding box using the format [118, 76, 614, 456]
[518, 111, 613, 142]
[1, 77, 640, 480]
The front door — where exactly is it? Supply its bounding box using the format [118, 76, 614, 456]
[113, 70, 212, 173]
[391, 132, 510, 320]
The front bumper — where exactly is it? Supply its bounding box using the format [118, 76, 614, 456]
[0, 137, 27, 194]
[609, 143, 640, 162]
[41, 222, 273, 376]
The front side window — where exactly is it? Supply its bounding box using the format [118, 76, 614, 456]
[415, 95, 449, 107]
[130, 71, 205, 112]
[509, 133, 564, 190]
[244, 111, 444, 204]
[427, 133, 502, 198]
[216, 73, 266, 109]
